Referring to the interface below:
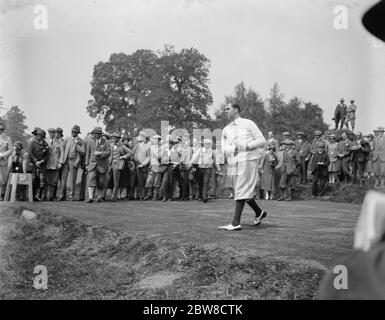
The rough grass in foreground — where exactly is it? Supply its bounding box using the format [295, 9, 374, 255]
[0, 206, 325, 300]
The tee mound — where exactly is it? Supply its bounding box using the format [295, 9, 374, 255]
[0, 206, 325, 300]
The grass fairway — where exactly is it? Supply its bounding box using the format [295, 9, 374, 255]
[0, 199, 360, 299]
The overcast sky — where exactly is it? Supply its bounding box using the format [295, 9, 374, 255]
[0, 0, 384, 136]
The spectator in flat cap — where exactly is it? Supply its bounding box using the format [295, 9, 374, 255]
[336, 131, 354, 185]
[189, 138, 221, 203]
[333, 98, 347, 130]
[282, 131, 291, 145]
[179, 133, 194, 201]
[311, 141, 330, 198]
[84, 127, 111, 203]
[56, 127, 64, 139]
[58, 125, 86, 201]
[46, 127, 64, 201]
[309, 130, 326, 175]
[0, 122, 12, 200]
[160, 136, 182, 202]
[350, 136, 370, 187]
[277, 139, 299, 201]
[295, 131, 311, 184]
[133, 134, 150, 200]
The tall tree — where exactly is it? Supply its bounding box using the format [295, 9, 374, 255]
[4, 106, 29, 145]
[271, 96, 303, 134]
[301, 102, 329, 135]
[215, 82, 329, 139]
[157, 45, 213, 130]
[214, 82, 267, 133]
[87, 50, 162, 135]
[87, 46, 213, 135]
[266, 82, 285, 134]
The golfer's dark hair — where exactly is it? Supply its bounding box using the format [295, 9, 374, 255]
[232, 104, 241, 113]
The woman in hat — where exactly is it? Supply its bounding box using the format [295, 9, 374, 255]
[259, 143, 278, 200]
[107, 132, 133, 202]
[0, 122, 12, 200]
[119, 135, 136, 200]
[327, 134, 339, 184]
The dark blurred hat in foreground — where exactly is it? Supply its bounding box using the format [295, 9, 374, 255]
[363, 0, 385, 42]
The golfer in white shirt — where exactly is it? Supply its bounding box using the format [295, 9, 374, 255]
[219, 104, 268, 231]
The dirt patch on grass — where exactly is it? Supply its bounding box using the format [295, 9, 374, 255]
[137, 272, 183, 289]
[0, 206, 325, 300]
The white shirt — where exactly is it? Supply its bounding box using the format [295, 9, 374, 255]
[190, 146, 214, 168]
[221, 117, 265, 163]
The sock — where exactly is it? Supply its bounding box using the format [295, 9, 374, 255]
[246, 198, 262, 217]
[232, 200, 246, 226]
[88, 187, 94, 200]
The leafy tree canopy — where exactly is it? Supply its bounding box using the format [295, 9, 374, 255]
[87, 45, 213, 135]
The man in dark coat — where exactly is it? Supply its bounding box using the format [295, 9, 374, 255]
[350, 134, 370, 186]
[295, 131, 311, 184]
[84, 127, 111, 203]
[311, 141, 330, 197]
[337, 131, 353, 184]
[333, 98, 347, 130]
[277, 140, 299, 201]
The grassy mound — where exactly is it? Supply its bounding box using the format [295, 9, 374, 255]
[292, 178, 384, 204]
[0, 206, 325, 300]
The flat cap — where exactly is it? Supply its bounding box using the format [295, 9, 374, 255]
[92, 127, 103, 134]
[71, 125, 81, 133]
